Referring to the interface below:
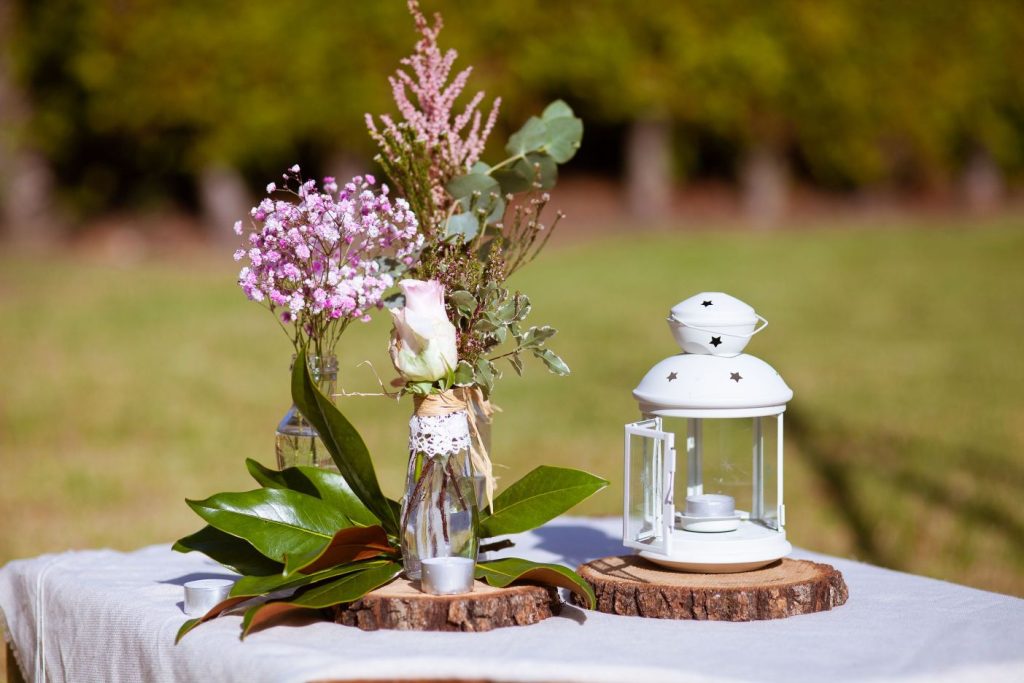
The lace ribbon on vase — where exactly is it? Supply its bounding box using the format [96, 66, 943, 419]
[408, 411, 471, 457]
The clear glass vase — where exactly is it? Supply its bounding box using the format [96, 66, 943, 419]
[400, 399, 478, 580]
[274, 353, 338, 471]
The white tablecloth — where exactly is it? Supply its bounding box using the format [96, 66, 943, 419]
[2, 517, 1022, 683]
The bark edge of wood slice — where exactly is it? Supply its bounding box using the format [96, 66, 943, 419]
[575, 555, 848, 621]
[330, 578, 560, 632]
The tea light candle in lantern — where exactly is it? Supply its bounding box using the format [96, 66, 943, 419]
[183, 578, 235, 617]
[421, 557, 475, 595]
[686, 494, 735, 518]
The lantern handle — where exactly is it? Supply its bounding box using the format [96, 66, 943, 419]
[667, 314, 768, 340]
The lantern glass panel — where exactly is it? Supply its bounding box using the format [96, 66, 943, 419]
[694, 418, 752, 514]
[626, 429, 667, 547]
[758, 416, 780, 529]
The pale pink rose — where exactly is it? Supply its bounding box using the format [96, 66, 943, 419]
[389, 279, 458, 382]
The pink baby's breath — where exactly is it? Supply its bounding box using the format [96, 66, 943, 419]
[235, 168, 423, 355]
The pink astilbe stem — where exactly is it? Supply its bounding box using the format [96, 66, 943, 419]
[367, 0, 500, 204]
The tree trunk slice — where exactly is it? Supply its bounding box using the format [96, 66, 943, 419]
[330, 578, 560, 632]
[575, 555, 848, 621]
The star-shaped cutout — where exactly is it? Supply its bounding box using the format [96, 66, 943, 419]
[701, 300, 713, 307]
[730, 372, 743, 382]
[667, 372, 678, 382]
[710, 336, 723, 347]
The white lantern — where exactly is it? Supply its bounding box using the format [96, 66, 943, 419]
[623, 292, 793, 573]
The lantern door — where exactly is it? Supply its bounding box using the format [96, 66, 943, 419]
[623, 418, 676, 554]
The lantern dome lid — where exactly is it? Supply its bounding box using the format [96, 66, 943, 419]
[669, 292, 757, 326]
[633, 353, 793, 417]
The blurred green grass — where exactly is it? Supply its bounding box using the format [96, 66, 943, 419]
[1, 218, 1023, 596]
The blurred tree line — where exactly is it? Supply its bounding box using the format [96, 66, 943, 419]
[1, 0, 1022, 243]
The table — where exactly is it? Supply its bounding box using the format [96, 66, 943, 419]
[2, 517, 1022, 683]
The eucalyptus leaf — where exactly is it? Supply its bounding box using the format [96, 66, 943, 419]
[292, 350, 398, 534]
[526, 152, 558, 189]
[186, 488, 350, 563]
[506, 116, 547, 156]
[542, 99, 575, 121]
[492, 158, 535, 194]
[479, 466, 608, 537]
[172, 525, 282, 577]
[245, 459, 378, 527]
[543, 116, 583, 163]
[446, 172, 499, 200]
[476, 557, 596, 609]
[445, 212, 481, 240]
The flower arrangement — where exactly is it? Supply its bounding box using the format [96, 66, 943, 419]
[173, 0, 603, 640]
[369, 0, 581, 396]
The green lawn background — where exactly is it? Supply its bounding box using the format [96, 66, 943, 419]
[1, 218, 1022, 596]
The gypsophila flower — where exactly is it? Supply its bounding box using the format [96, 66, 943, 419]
[235, 167, 423, 357]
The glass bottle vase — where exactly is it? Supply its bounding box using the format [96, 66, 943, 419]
[400, 396, 478, 580]
[274, 353, 338, 471]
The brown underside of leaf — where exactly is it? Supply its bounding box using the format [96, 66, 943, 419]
[296, 525, 396, 574]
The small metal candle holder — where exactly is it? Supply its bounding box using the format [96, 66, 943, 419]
[420, 557, 475, 595]
[183, 578, 234, 617]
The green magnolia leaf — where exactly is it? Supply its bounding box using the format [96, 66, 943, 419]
[240, 561, 402, 637]
[175, 594, 252, 643]
[449, 290, 477, 316]
[186, 488, 350, 563]
[479, 466, 608, 537]
[542, 99, 574, 121]
[172, 525, 283, 577]
[506, 116, 547, 156]
[232, 558, 394, 599]
[292, 350, 398, 535]
[445, 212, 481, 240]
[476, 557, 596, 609]
[537, 348, 570, 375]
[282, 525, 395, 576]
[245, 459, 379, 528]
[452, 360, 475, 386]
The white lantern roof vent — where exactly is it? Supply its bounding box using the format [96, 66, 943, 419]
[636, 292, 792, 418]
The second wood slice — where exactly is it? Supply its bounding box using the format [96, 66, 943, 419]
[331, 578, 560, 632]
[575, 555, 848, 621]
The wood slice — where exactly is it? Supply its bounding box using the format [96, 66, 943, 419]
[575, 555, 848, 621]
[330, 578, 560, 632]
